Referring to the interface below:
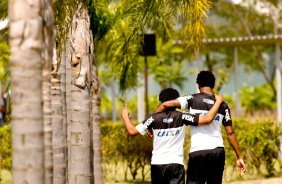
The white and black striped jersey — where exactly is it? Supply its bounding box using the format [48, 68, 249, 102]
[178, 92, 232, 153]
[135, 110, 199, 165]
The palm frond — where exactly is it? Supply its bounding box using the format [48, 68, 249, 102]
[0, 0, 7, 19]
[55, 0, 79, 51]
[88, 0, 116, 41]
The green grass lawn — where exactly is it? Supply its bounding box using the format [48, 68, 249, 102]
[104, 162, 151, 184]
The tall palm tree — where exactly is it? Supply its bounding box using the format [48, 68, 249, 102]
[68, 3, 93, 183]
[51, 45, 67, 184]
[91, 53, 104, 184]
[54, 1, 212, 183]
[9, 0, 45, 183]
[65, 34, 72, 183]
[55, 1, 78, 182]
[98, 0, 212, 91]
[55, 1, 107, 183]
[43, 0, 55, 183]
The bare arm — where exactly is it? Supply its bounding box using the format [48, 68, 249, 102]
[198, 95, 223, 125]
[225, 125, 246, 175]
[121, 106, 139, 136]
[155, 99, 180, 113]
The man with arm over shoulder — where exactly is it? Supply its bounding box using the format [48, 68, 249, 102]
[122, 88, 223, 184]
[157, 71, 246, 184]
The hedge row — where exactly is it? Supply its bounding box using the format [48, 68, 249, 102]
[0, 119, 281, 181]
[101, 119, 282, 180]
[0, 125, 12, 170]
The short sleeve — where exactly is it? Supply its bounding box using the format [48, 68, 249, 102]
[135, 124, 147, 135]
[135, 115, 155, 135]
[177, 96, 188, 109]
[181, 112, 199, 126]
[222, 104, 232, 126]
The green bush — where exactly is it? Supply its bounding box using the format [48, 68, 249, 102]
[0, 119, 280, 181]
[101, 122, 152, 181]
[224, 119, 281, 178]
[240, 84, 276, 112]
[101, 119, 281, 181]
[0, 125, 12, 170]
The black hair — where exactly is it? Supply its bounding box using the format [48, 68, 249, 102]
[159, 88, 180, 103]
[196, 70, 215, 89]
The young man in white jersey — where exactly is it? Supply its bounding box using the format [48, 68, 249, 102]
[121, 88, 223, 184]
[156, 71, 246, 184]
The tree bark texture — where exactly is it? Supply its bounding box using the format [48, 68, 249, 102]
[51, 45, 67, 184]
[65, 33, 72, 184]
[42, 0, 55, 183]
[9, 0, 44, 183]
[91, 58, 104, 184]
[68, 4, 93, 184]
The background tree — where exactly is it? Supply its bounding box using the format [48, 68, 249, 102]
[42, 0, 56, 183]
[206, 0, 281, 95]
[96, 0, 212, 91]
[0, 0, 10, 123]
[67, 3, 93, 183]
[9, 0, 45, 183]
[0, 0, 7, 18]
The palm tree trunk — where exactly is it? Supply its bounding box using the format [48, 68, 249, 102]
[9, 0, 44, 183]
[91, 60, 104, 184]
[52, 45, 67, 184]
[43, 0, 55, 183]
[68, 4, 93, 184]
[66, 33, 72, 183]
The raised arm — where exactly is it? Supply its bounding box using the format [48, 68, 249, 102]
[198, 95, 223, 125]
[121, 106, 139, 136]
[155, 99, 180, 113]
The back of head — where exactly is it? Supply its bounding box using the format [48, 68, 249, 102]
[159, 88, 180, 103]
[196, 70, 215, 89]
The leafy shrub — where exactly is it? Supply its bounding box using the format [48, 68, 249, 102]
[1, 119, 280, 181]
[0, 125, 12, 170]
[101, 119, 281, 181]
[101, 122, 152, 181]
[240, 84, 276, 112]
[224, 119, 281, 178]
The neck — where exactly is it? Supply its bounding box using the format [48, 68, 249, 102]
[199, 87, 213, 94]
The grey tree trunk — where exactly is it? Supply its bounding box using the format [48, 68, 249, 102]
[9, 0, 44, 183]
[43, 0, 55, 183]
[68, 4, 93, 184]
[51, 45, 67, 184]
[65, 33, 72, 183]
[91, 55, 104, 184]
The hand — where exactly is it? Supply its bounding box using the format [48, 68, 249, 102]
[121, 105, 130, 119]
[215, 94, 223, 103]
[236, 158, 246, 176]
[146, 130, 153, 138]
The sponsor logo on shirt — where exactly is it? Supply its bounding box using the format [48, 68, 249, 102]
[214, 115, 221, 121]
[163, 118, 173, 123]
[144, 116, 154, 127]
[157, 129, 180, 137]
[225, 109, 231, 121]
[182, 114, 194, 122]
[203, 98, 215, 104]
[199, 111, 222, 122]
